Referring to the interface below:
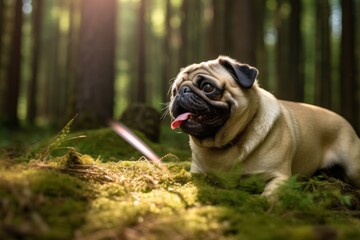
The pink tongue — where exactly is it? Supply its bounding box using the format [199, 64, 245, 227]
[171, 112, 192, 129]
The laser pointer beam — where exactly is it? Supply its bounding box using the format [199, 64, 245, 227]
[108, 120, 164, 167]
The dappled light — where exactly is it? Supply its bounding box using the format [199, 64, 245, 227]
[1, 0, 360, 239]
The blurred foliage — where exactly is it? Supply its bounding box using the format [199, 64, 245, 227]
[1, 0, 359, 127]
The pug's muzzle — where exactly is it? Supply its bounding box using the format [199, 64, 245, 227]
[171, 84, 230, 139]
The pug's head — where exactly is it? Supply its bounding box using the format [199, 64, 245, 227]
[169, 56, 259, 147]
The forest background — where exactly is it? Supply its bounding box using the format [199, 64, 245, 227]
[0, 0, 360, 134]
[1, 1, 360, 238]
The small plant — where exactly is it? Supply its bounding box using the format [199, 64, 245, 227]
[38, 114, 86, 161]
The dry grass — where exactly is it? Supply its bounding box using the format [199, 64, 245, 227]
[1, 127, 360, 239]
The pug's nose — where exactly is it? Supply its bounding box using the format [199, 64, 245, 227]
[179, 86, 192, 95]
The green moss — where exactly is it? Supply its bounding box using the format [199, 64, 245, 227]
[0, 166, 92, 239]
[2, 126, 360, 239]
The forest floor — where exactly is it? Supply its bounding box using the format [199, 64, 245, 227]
[1, 122, 360, 240]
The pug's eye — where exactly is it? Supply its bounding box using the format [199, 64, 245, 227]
[202, 83, 215, 93]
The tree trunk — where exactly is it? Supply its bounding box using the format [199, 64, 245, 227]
[135, 0, 146, 103]
[275, 0, 290, 100]
[357, 0, 360, 123]
[66, 0, 81, 121]
[180, 0, 189, 66]
[162, 0, 172, 104]
[27, 0, 43, 124]
[0, 0, 4, 72]
[276, 0, 303, 102]
[46, 12, 60, 124]
[41, 19, 56, 120]
[2, 0, 23, 127]
[223, 0, 235, 56]
[53, 0, 71, 126]
[232, 0, 257, 65]
[0, 0, 5, 111]
[76, 0, 117, 128]
[340, 0, 357, 132]
[206, 0, 215, 59]
[289, 0, 304, 102]
[314, 0, 331, 109]
[188, 0, 202, 63]
[208, 0, 225, 58]
[254, 0, 268, 89]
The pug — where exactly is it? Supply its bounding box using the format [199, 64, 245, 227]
[169, 56, 360, 196]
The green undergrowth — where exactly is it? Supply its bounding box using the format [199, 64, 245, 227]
[30, 126, 191, 162]
[2, 126, 360, 239]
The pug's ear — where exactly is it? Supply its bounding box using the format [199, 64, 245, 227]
[218, 56, 258, 89]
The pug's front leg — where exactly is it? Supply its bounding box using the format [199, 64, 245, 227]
[261, 174, 290, 197]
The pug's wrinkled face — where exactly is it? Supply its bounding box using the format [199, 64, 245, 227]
[169, 56, 258, 140]
[170, 73, 230, 139]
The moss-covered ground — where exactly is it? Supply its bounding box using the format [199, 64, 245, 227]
[1, 123, 360, 239]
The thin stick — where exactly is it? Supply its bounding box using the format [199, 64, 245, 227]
[108, 120, 166, 170]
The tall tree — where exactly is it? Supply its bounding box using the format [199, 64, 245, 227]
[0, 0, 4, 71]
[188, 0, 203, 63]
[290, 0, 304, 102]
[276, 0, 304, 102]
[208, 0, 257, 65]
[45, 5, 61, 124]
[314, 0, 331, 109]
[75, 0, 117, 128]
[162, 0, 172, 104]
[27, 0, 43, 124]
[223, 0, 235, 56]
[51, 0, 72, 125]
[275, 0, 290, 100]
[340, 0, 358, 132]
[254, 0, 268, 88]
[1, 0, 23, 127]
[207, 0, 225, 59]
[232, 0, 257, 65]
[357, 0, 360, 115]
[180, 0, 189, 66]
[0, 0, 5, 110]
[66, 0, 81, 120]
[135, 0, 146, 103]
